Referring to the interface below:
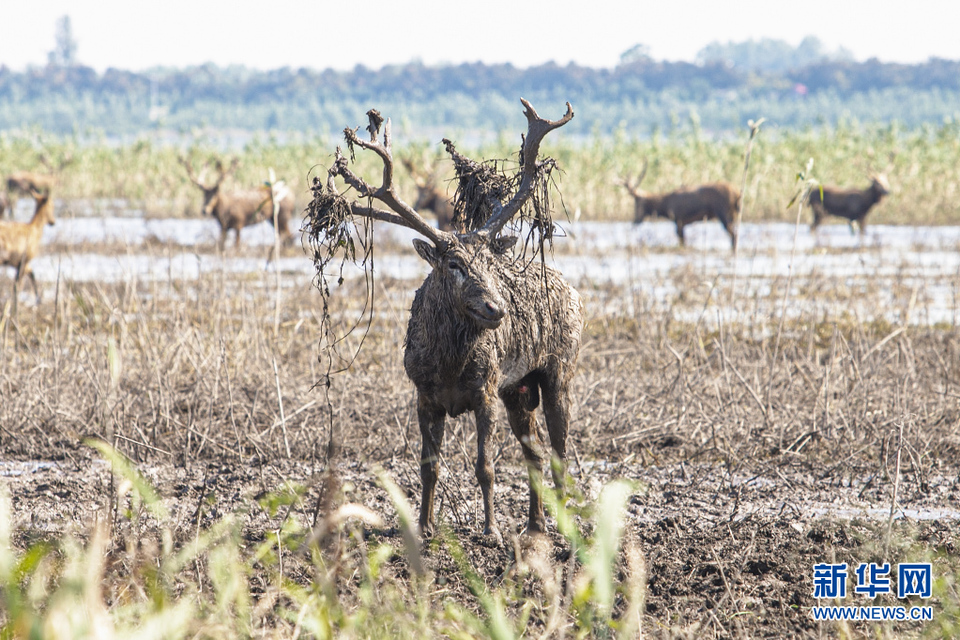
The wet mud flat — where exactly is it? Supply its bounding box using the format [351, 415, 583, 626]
[2, 211, 960, 637]
[2, 444, 957, 638]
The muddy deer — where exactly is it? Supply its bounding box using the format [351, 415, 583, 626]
[620, 162, 740, 249]
[314, 100, 582, 543]
[0, 190, 56, 304]
[401, 157, 457, 231]
[179, 157, 294, 249]
[809, 174, 889, 234]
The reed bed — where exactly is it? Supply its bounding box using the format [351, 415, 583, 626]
[2, 119, 960, 225]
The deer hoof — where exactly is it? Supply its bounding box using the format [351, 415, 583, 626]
[481, 527, 504, 548]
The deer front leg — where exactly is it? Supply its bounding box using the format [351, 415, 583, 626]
[417, 396, 446, 539]
[675, 221, 686, 246]
[26, 270, 40, 304]
[474, 400, 503, 544]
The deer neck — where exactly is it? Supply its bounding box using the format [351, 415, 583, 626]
[29, 202, 51, 232]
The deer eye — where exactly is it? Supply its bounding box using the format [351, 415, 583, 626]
[447, 260, 466, 276]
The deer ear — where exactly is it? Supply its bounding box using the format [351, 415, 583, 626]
[490, 235, 518, 255]
[413, 239, 441, 267]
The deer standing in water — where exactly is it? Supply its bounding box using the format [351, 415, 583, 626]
[179, 157, 294, 249]
[621, 161, 740, 249]
[808, 174, 889, 234]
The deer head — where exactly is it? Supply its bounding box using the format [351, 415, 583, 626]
[411, 235, 519, 329]
[30, 188, 56, 226]
[870, 173, 890, 196]
[179, 156, 239, 215]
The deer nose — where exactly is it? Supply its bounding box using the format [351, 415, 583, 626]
[484, 301, 505, 320]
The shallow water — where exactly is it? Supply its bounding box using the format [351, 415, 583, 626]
[10, 213, 960, 326]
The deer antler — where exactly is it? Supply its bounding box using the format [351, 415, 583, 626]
[178, 155, 208, 189]
[325, 110, 452, 246]
[213, 158, 239, 187]
[479, 99, 574, 236]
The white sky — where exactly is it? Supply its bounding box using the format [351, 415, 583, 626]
[2, 0, 959, 72]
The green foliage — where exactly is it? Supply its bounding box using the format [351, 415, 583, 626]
[1, 115, 958, 225]
[0, 445, 646, 639]
[1, 57, 960, 135]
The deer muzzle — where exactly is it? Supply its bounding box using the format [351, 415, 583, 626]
[469, 299, 507, 329]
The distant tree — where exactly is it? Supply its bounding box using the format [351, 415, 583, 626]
[696, 36, 853, 73]
[620, 44, 652, 65]
[48, 15, 78, 67]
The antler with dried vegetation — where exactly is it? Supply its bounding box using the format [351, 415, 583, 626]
[306, 99, 583, 543]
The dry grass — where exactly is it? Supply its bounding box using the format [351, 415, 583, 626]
[1, 228, 960, 637]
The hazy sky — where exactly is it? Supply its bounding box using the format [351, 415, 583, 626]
[3, 0, 959, 71]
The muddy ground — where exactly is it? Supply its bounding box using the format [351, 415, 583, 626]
[2, 216, 960, 637]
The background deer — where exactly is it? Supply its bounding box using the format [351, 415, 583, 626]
[401, 157, 456, 231]
[808, 174, 889, 234]
[0, 190, 56, 304]
[4, 153, 73, 219]
[310, 100, 582, 543]
[621, 162, 740, 249]
[179, 157, 295, 249]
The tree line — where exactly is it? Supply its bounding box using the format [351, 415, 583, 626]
[1, 51, 959, 137]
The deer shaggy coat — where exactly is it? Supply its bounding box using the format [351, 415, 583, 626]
[403, 236, 584, 541]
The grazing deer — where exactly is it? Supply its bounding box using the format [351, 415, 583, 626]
[620, 162, 740, 249]
[0, 190, 56, 304]
[179, 157, 294, 249]
[809, 174, 889, 234]
[317, 100, 582, 543]
[401, 157, 457, 231]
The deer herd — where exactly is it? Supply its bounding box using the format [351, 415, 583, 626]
[0, 100, 897, 540]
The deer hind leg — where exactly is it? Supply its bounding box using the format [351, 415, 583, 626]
[500, 385, 547, 534]
[540, 373, 570, 493]
[474, 399, 503, 543]
[417, 396, 446, 539]
[675, 221, 686, 246]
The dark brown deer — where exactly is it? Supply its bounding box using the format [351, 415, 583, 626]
[621, 162, 740, 249]
[315, 100, 582, 543]
[401, 157, 456, 231]
[809, 174, 889, 234]
[0, 189, 56, 304]
[179, 157, 294, 249]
